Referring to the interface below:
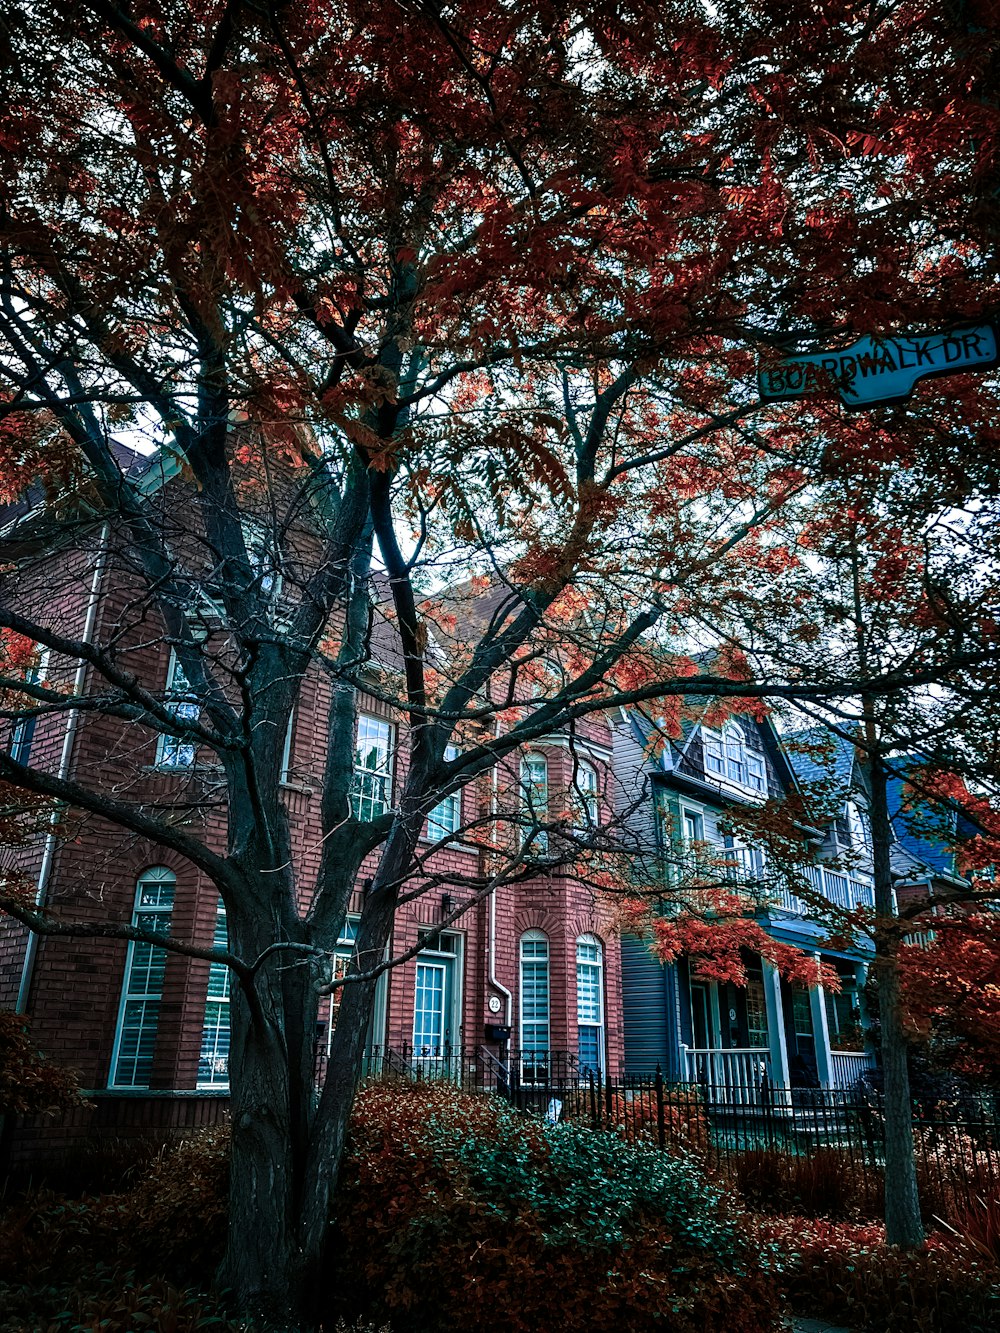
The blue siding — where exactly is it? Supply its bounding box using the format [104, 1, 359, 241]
[621, 934, 674, 1077]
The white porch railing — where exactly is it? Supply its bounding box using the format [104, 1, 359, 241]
[682, 1045, 771, 1105]
[829, 1049, 874, 1089]
[777, 864, 874, 915]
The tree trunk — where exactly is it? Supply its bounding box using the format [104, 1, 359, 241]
[870, 753, 924, 1248]
[216, 896, 321, 1328]
[295, 824, 418, 1320]
[218, 977, 302, 1325]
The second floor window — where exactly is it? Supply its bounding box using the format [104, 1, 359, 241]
[572, 759, 599, 831]
[520, 752, 548, 853]
[156, 652, 199, 769]
[703, 723, 766, 794]
[351, 715, 393, 821]
[8, 648, 49, 766]
[427, 744, 461, 840]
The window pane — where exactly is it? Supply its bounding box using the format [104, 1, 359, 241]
[520, 933, 549, 1055]
[521, 754, 548, 851]
[111, 870, 175, 1088]
[156, 653, 199, 769]
[428, 744, 461, 839]
[198, 901, 231, 1088]
[351, 716, 393, 820]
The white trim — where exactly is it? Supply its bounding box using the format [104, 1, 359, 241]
[108, 866, 176, 1089]
[519, 929, 550, 1056]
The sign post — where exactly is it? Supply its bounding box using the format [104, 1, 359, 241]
[758, 324, 998, 410]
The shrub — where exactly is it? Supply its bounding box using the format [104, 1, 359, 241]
[116, 1120, 230, 1282]
[760, 1215, 1000, 1333]
[727, 1147, 882, 1220]
[331, 1082, 782, 1333]
[0, 1010, 85, 1117]
[938, 1194, 1000, 1265]
[0, 1267, 245, 1333]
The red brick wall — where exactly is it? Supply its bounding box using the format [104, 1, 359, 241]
[3, 519, 625, 1165]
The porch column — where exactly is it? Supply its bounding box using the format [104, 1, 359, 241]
[809, 953, 834, 1088]
[854, 962, 870, 1031]
[761, 960, 790, 1089]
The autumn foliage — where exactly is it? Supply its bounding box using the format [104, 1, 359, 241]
[900, 915, 1000, 1084]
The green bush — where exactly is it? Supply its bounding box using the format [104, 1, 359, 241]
[331, 1082, 782, 1333]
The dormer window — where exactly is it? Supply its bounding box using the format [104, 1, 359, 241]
[846, 800, 873, 853]
[702, 723, 766, 794]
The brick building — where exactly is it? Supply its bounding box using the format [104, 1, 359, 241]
[0, 449, 624, 1163]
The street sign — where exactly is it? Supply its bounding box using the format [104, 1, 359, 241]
[758, 323, 998, 410]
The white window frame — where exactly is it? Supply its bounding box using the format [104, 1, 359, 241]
[155, 651, 199, 769]
[576, 933, 605, 1073]
[520, 752, 549, 852]
[197, 899, 231, 1089]
[572, 758, 599, 832]
[519, 930, 550, 1060]
[427, 744, 461, 840]
[702, 723, 767, 795]
[680, 807, 705, 846]
[242, 518, 283, 600]
[702, 726, 725, 776]
[109, 866, 176, 1089]
[746, 750, 767, 793]
[351, 714, 394, 821]
[280, 707, 295, 783]
[327, 917, 390, 1056]
[846, 800, 873, 853]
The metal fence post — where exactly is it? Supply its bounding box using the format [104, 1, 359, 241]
[655, 1064, 666, 1150]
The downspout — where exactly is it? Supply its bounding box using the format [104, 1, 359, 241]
[16, 524, 110, 1014]
[486, 718, 513, 1026]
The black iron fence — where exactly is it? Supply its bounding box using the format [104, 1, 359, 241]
[341, 1045, 1000, 1223]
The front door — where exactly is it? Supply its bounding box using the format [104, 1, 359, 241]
[789, 987, 819, 1087]
[414, 960, 450, 1057]
[690, 981, 711, 1049]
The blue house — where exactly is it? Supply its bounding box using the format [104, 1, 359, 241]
[613, 711, 895, 1099]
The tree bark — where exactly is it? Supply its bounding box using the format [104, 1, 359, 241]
[295, 822, 419, 1320]
[218, 977, 301, 1325]
[870, 753, 924, 1248]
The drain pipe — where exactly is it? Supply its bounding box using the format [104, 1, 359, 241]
[16, 524, 109, 1014]
[486, 717, 513, 1027]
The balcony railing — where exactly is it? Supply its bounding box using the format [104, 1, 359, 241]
[771, 863, 875, 916]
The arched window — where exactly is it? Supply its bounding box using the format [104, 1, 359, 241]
[576, 934, 604, 1073]
[573, 759, 599, 831]
[519, 931, 550, 1066]
[520, 753, 548, 852]
[110, 866, 176, 1088]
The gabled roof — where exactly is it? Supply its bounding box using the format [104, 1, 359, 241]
[782, 726, 857, 796]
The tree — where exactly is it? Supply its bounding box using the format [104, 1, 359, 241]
[1, 1, 999, 1322]
[674, 452, 1000, 1247]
